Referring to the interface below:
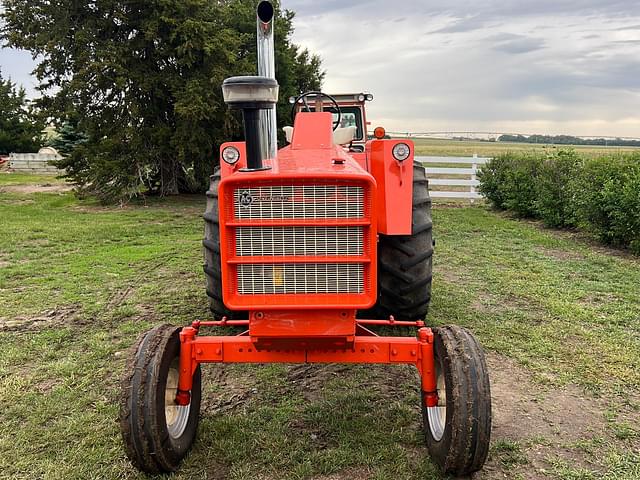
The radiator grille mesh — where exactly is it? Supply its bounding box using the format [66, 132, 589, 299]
[237, 263, 364, 294]
[234, 185, 364, 219]
[236, 226, 363, 257]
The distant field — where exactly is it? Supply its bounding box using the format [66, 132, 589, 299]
[402, 137, 640, 158]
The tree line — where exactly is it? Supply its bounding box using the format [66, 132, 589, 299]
[1, 0, 324, 201]
[498, 134, 640, 147]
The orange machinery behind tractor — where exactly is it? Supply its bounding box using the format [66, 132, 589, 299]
[120, 2, 491, 477]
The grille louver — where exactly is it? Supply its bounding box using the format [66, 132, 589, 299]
[237, 263, 364, 294]
[236, 226, 363, 257]
[234, 185, 364, 219]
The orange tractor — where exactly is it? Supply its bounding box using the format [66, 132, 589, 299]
[120, 1, 491, 476]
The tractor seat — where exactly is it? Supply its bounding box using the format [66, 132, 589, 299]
[283, 126, 357, 146]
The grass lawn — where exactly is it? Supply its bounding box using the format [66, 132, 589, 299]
[408, 138, 640, 158]
[1, 173, 639, 479]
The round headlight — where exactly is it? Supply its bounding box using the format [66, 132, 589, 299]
[358, 94, 366, 102]
[392, 143, 411, 162]
[222, 146, 241, 165]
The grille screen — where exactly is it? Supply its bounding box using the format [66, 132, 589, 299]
[234, 185, 364, 219]
[236, 226, 363, 257]
[237, 263, 364, 294]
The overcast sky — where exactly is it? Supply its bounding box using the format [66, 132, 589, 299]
[2, 1, 639, 137]
[283, 0, 640, 137]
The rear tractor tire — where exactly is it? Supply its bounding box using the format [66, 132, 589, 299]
[423, 325, 492, 476]
[365, 161, 433, 320]
[119, 324, 202, 474]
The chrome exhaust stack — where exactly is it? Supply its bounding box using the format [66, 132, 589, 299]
[256, 1, 277, 159]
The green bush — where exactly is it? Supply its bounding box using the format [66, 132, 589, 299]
[478, 152, 543, 217]
[479, 150, 640, 254]
[477, 154, 514, 209]
[535, 150, 581, 227]
[570, 154, 640, 252]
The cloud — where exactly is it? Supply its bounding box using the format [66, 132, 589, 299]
[488, 33, 546, 54]
[431, 15, 490, 34]
[614, 24, 640, 30]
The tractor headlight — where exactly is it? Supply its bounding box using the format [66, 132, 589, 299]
[222, 146, 241, 165]
[392, 143, 411, 162]
[358, 94, 366, 102]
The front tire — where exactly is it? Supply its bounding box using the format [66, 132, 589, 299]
[423, 326, 492, 476]
[119, 325, 202, 473]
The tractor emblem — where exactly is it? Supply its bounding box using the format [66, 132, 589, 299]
[239, 191, 254, 208]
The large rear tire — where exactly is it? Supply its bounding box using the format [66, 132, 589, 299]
[119, 325, 202, 473]
[423, 325, 492, 476]
[203, 169, 246, 319]
[363, 161, 433, 320]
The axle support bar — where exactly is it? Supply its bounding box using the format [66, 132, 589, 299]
[177, 324, 438, 408]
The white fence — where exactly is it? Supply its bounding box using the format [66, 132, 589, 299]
[417, 155, 490, 200]
[9, 153, 62, 173]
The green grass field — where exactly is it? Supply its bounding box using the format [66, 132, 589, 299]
[406, 138, 640, 158]
[1, 173, 639, 479]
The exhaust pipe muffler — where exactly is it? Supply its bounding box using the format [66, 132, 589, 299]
[256, 1, 277, 159]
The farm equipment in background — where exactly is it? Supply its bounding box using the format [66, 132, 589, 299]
[119, 1, 491, 476]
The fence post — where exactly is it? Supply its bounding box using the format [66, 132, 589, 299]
[470, 154, 478, 203]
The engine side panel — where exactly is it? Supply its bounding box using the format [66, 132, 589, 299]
[368, 139, 415, 235]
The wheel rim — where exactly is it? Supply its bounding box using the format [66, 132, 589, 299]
[427, 362, 446, 441]
[165, 359, 191, 439]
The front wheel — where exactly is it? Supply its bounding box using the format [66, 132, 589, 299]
[423, 325, 492, 476]
[119, 324, 202, 473]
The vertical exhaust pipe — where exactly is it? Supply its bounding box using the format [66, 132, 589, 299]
[256, 1, 277, 159]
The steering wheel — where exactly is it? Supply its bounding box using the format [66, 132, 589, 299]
[291, 91, 342, 131]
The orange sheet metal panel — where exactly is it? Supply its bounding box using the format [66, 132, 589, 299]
[249, 309, 356, 343]
[369, 139, 414, 235]
[291, 112, 333, 150]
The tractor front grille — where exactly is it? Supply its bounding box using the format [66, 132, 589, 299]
[234, 185, 364, 219]
[237, 263, 364, 294]
[221, 179, 375, 308]
[236, 226, 363, 257]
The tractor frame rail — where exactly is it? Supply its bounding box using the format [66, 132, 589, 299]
[176, 318, 438, 409]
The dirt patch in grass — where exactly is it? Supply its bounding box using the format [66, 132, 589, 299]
[309, 468, 371, 480]
[484, 352, 636, 479]
[34, 378, 61, 394]
[1, 183, 72, 194]
[0, 305, 79, 331]
[287, 364, 354, 402]
[578, 292, 620, 307]
[437, 267, 463, 284]
[536, 246, 585, 261]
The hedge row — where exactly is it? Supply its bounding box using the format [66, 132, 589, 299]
[478, 150, 640, 253]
